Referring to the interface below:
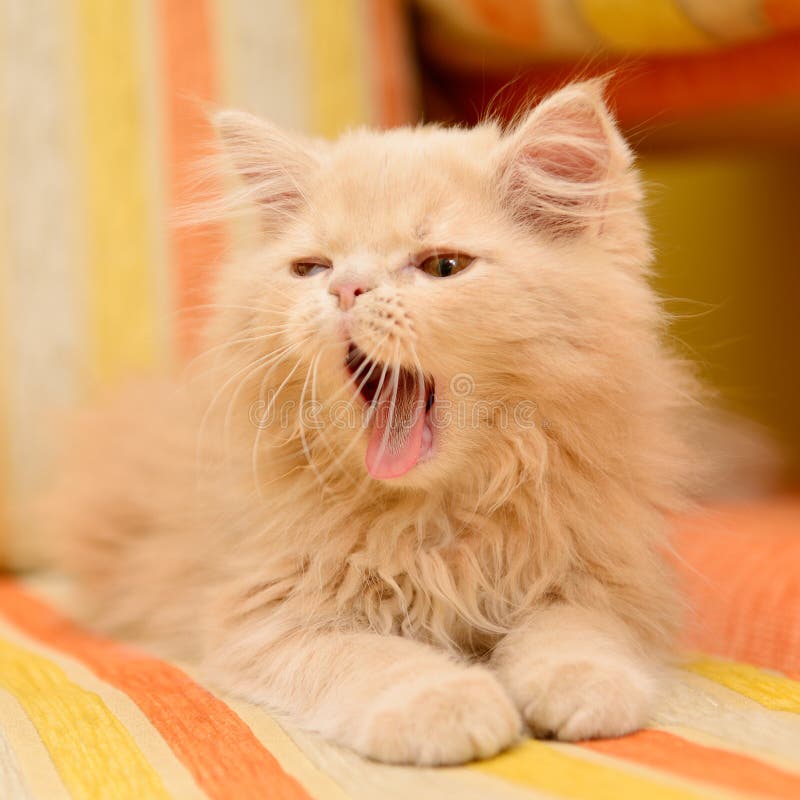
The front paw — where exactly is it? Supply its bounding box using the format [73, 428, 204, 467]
[352, 666, 521, 766]
[501, 657, 656, 741]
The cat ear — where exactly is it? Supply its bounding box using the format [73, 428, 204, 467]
[497, 79, 634, 236]
[213, 110, 316, 227]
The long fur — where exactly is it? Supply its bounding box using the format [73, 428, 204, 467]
[47, 80, 711, 765]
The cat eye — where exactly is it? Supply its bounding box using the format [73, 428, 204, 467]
[417, 253, 473, 278]
[291, 260, 331, 277]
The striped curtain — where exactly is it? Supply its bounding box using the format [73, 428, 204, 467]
[0, 0, 416, 567]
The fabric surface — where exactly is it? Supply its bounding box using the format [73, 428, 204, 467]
[418, 1, 800, 131]
[0, 0, 416, 568]
[675, 497, 800, 678]
[418, 0, 800, 59]
[0, 498, 799, 799]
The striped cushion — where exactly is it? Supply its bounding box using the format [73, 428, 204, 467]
[1, 584, 799, 799]
[0, 0, 416, 568]
[417, 1, 800, 131]
[1, 498, 799, 799]
[418, 0, 800, 58]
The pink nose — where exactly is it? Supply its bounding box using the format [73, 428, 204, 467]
[330, 282, 370, 311]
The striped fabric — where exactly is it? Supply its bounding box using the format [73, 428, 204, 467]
[0, 498, 798, 799]
[0, 0, 416, 568]
[417, 0, 800, 130]
[674, 497, 800, 679]
[418, 0, 800, 58]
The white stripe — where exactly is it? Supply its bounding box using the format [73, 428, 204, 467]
[2, 0, 87, 567]
[654, 670, 800, 768]
[0, 723, 34, 800]
[260, 711, 549, 800]
[214, 0, 310, 133]
[0, 688, 69, 800]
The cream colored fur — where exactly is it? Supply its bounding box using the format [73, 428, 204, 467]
[48, 81, 707, 765]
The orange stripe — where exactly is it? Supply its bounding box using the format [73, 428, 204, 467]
[158, 0, 225, 358]
[464, 0, 541, 46]
[0, 580, 311, 800]
[673, 497, 800, 676]
[366, 0, 416, 127]
[764, 0, 800, 30]
[582, 729, 800, 800]
[437, 29, 800, 129]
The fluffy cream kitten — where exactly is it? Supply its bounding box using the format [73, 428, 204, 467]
[51, 81, 706, 765]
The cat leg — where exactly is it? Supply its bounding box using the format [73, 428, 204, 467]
[490, 604, 659, 741]
[205, 629, 521, 765]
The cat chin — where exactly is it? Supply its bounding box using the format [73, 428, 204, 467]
[362, 457, 441, 491]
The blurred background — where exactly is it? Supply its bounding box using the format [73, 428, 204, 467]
[1, 0, 798, 567]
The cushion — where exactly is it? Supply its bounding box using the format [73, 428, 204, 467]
[417, 0, 800, 131]
[1, 497, 799, 799]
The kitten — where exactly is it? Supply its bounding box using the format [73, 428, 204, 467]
[50, 80, 705, 766]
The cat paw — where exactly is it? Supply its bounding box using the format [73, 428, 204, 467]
[352, 666, 521, 765]
[502, 657, 655, 741]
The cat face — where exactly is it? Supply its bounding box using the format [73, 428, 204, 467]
[213, 81, 653, 492]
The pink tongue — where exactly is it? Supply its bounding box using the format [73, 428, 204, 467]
[365, 377, 426, 479]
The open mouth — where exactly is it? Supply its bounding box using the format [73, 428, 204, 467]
[345, 343, 435, 480]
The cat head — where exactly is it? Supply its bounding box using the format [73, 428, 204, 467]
[208, 80, 659, 498]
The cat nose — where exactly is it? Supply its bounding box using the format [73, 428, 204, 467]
[329, 281, 372, 311]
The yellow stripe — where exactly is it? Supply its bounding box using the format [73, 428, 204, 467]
[688, 657, 800, 713]
[76, 0, 158, 384]
[135, 0, 173, 373]
[472, 739, 733, 800]
[0, 635, 170, 800]
[0, 616, 206, 800]
[299, 0, 370, 137]
[578, 0, 710, 52]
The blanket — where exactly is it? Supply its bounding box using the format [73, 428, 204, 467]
[1, 498, 799, 799]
